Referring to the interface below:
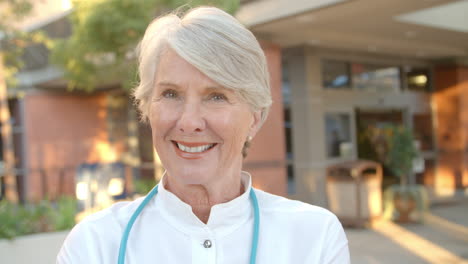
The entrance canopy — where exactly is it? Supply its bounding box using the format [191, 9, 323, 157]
[237, 0, 468, 60]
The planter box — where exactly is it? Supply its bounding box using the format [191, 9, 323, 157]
[0, 231, 69, 264]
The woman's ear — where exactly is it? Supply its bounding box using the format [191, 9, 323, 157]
[249, 110, 262, 138]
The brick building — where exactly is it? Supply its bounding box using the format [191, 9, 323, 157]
[1, 0, 467, 206]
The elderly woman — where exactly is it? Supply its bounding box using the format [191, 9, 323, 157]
[57, 7, 349, 264]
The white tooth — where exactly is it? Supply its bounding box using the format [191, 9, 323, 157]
[177, 143, 213, 153]
[180, 144, 188, 152]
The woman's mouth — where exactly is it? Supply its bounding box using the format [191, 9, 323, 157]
[172, 141, 217, 154]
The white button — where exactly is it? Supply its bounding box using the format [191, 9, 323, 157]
[203, 240, 212, 248]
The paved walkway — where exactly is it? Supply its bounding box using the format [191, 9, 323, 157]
[346, 199, 468, 264]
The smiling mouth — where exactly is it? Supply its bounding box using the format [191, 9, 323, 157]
[172, 141, 217, 153]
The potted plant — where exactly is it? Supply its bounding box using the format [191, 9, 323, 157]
[379, 125, 429, 222]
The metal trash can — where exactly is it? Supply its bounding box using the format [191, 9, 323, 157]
[326, 160, 383, 228]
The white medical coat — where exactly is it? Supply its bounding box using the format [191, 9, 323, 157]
[57, 173, 350, 263]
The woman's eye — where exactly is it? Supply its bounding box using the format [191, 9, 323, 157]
[209, 93, 227, 102]
[162, 89, 178, 99]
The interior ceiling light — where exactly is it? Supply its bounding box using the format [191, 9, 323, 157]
[409, 75, 428, 86]
[395, 0, 468, 33]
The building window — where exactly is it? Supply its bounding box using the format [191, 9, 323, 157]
[322, 60, 350, 89]
[325, 113, 352, 159]
[322, 59, 402, 92]
[351, 63, 400, 92]
[405, 67, 431, 92]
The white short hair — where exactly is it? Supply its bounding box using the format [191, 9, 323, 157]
[133, 6, 272, 125]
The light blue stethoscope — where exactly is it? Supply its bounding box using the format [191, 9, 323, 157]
[117, 184, 260, 264]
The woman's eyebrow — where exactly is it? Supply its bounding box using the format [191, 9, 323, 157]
[156, 82, 231, 94]
[156, 81, 180, 88]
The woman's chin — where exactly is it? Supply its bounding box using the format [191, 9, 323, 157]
[166, 169, 214, 186]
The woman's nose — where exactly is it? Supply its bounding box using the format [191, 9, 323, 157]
[176, 102, 205, 133]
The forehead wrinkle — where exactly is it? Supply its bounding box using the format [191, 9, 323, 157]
[156, 80, 231, 95]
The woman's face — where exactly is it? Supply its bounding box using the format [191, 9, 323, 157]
[149, 48, 261, 187]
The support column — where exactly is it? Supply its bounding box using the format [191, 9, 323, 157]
[285, 47, 328, 206]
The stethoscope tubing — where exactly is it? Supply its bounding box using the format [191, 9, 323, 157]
[117, 184, 260, 264]
[118, 184, 159, 264]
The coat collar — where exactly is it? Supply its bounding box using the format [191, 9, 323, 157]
[151, 171, 253, 238]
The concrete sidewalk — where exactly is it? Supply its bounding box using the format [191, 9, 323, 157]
[346, 200, 468, 264]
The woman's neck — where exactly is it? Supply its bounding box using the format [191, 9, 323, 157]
[164, 173, 244, 224]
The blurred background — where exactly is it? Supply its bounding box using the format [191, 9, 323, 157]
[0, 0, 467, 263]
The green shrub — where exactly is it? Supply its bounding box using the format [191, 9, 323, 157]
[134, 178, 158, 195]
[52, 196, 78, 231]
[0, 196, 77, 240]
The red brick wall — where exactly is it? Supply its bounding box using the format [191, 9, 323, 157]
[23, 92, 111, 200]
[243, 42, 288, 197]
[433, 65, 468, 194]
